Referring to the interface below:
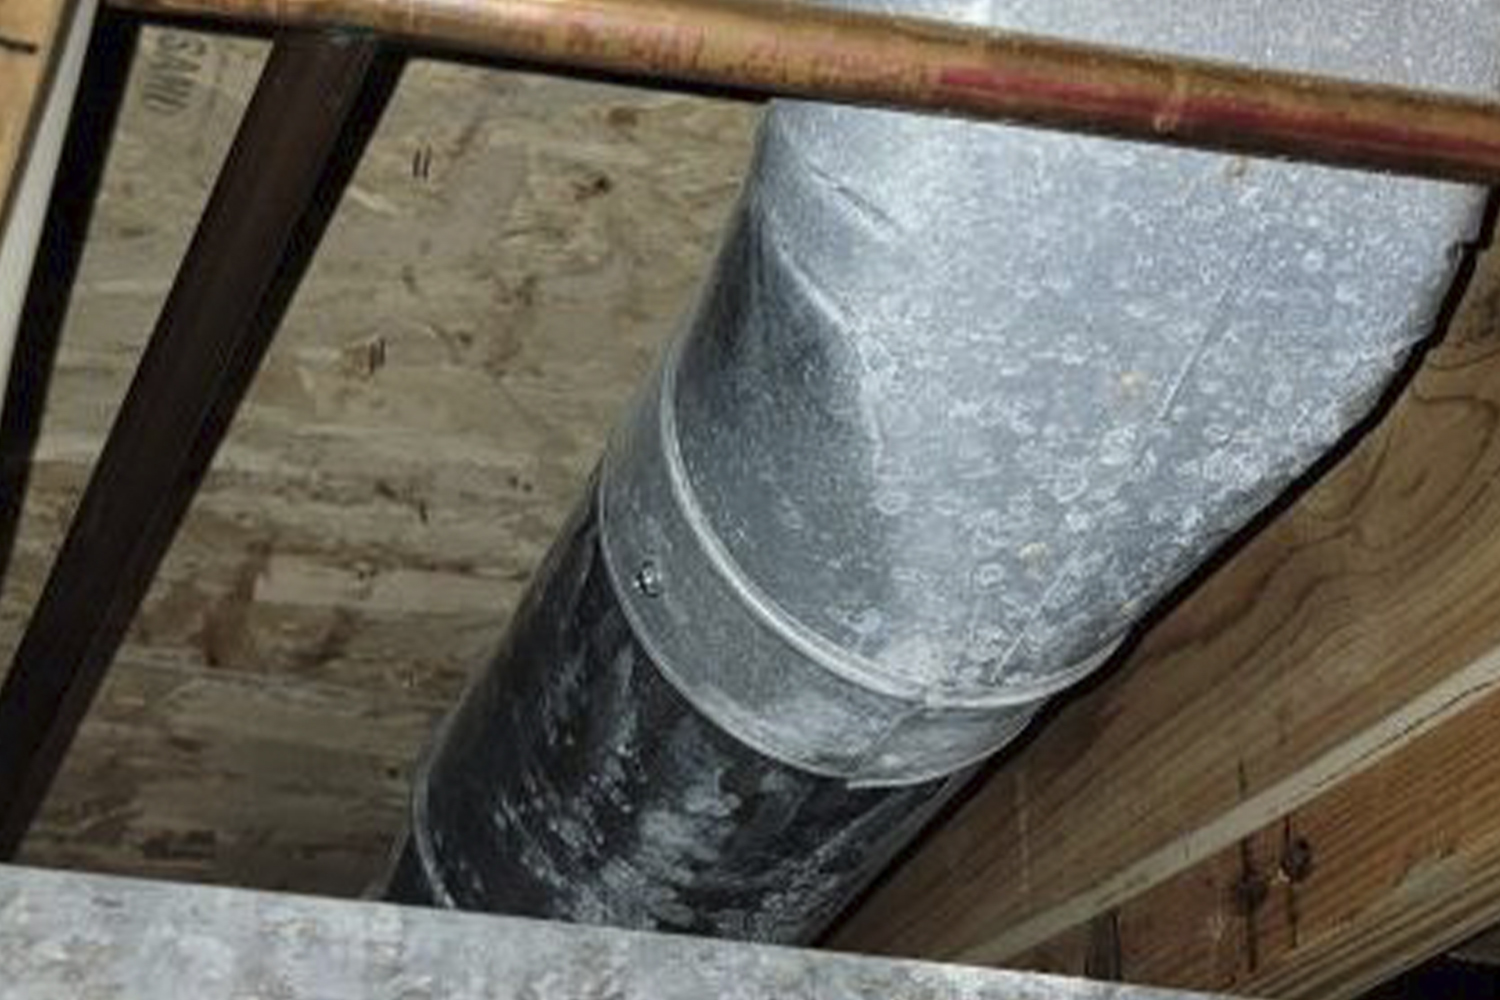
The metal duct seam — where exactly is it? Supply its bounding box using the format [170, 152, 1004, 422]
[598, 325, 1121, 787]
[394, 491, 970, 941]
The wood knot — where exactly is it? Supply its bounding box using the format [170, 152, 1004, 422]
[0, 33, 39, 55]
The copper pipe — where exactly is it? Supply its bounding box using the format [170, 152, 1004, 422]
[108, 0, 1500, 185]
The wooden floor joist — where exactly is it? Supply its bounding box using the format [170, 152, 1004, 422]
[0, 0, 85, 419]
[1012, 668, 1500, 997]
[831, 241, 1500, 997]
[0, 31, 403, 857]
[0, 0, 73, 230]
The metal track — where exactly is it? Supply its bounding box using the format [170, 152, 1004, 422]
[0, 863, 1244, 998]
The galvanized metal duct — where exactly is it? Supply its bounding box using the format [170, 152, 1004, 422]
[390, 0, 1500, 943]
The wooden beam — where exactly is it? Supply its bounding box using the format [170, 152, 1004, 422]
[0, 8, 138, 611]
[830, 227, 1500, 997]
[0, 0, 71, 230]
[0, 32, 403, 857]
[0, 0, 80, 402]
[1009, 653, 1500, 997]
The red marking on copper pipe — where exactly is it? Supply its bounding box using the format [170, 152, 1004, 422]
[938, 65, 1500, 169]
[1179, 97, 1500, 163]
[938, 66, 1213, 123]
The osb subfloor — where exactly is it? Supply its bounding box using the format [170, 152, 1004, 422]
[1, 28, 757, 896]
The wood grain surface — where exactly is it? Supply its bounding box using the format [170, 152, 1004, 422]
[1010, 665, 1500, 998]
[2, 28, 757, 891]
[0, 0, 71, 230]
